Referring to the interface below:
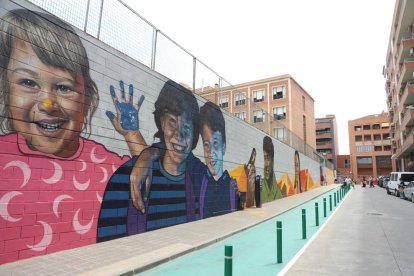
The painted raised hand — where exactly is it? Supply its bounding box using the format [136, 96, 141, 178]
[106, 80, 145, 134]
[106, 80, 147, 156]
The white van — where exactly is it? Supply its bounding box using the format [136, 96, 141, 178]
[386, 172, 414, 196]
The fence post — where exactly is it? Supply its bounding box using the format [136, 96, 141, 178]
[151, 29, 158, 70]
[83, 0, 91, 32]
[97, 0, 104, 40]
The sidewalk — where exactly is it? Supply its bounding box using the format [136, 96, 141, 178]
[0, 185, 337, 275]
[285, 185, 414, 276]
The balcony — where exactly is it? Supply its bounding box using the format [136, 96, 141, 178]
[356, 163, 373, 169]
[383, 139, 391, 146]
[401, 81, 414, 106]
[397, 35, 414, 67]
[399, 131, 414, 158]
[392, 107, 399, 125]
[324, 153, 333, 160]
[315, 131, 332, 139]
[389, 110, 394, 122]
[401, 107, 414, 129]
[316, 141, 332, 150]
[399, 58, 414, 85]
[373, 140, 382, 146]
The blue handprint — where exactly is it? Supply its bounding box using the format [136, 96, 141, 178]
[106, 80, 145, 132]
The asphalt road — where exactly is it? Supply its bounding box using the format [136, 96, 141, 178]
[285, 185, 414, 276]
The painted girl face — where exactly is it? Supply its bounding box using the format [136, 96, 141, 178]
[7, 41, 86, 157]
[161, 111, 193, 174]
[201, 125, 225, 179]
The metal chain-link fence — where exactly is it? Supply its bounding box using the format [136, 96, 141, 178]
[27, 0, 332, 168]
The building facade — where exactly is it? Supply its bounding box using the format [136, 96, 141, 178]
[196, 75, 317, 153]
[384, 0, 414, 171]
[348, 113, 392, 181]
[315, 115, 339, 170]
[336, 155, 351, 179]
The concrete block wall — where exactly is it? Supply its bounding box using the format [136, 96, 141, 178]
[0, 0, 331, 264]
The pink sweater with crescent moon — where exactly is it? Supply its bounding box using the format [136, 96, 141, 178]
[0, 133, 129, 264]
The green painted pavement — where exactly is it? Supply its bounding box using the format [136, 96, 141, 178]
[140, 186, 350, 275]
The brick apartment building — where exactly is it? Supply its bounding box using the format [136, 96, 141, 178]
[315, 115, 339, 170]
[348, 113, 392, 181]
[195, 75, 317, 152]
[336, 155, 351, 179]
[384, 0, 414, 171]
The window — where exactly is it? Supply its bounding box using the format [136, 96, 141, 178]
[374, 134, 381, 140]
[302, 95, 305, 110]
[374, 146, 382, 151]
[219, 96, 228, 108]
[344, 159, 350, 168]
[364, 145, 372, 152]
[303, 115, 307, 144]
[383, 133, 390, 140]
[253, 110, 264, 123]
[355, 135, 362, 142]
[364, 135, 371, 141]
[373, 124, 381, 129]
[273, 106, 286, 120]
[381, 122, 390, 129]
[356, 145, 363, 152]
[235, 112, 246, 121]
[357, 157, 372, 164]
[234, 92, 246, 106]
[253, 90, 264, 102]
[376, 156, 391, 165]
[384, 145, 391, 151]
[272, 86, 285, 99]
[363, 125, 371, 130]
[274, 127, 287, 141]
[354, 125, 362, 131]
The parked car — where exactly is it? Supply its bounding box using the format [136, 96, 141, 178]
[386, 172, 414, 196]
[378, 176, 390, 188]
[403, 182, 414, 202]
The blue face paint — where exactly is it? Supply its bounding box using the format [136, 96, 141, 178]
[201, 125, 225, 179]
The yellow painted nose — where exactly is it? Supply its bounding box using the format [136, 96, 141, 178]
[40, 98, 54, 112]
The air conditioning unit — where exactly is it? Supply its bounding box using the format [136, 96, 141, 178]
[410, 47, 414, 56]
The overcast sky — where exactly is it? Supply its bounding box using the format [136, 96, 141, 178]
[123, 0, 395, 154]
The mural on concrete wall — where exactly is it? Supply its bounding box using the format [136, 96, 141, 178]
[97, 82, 245, 240]
[0, 5, 330, 264]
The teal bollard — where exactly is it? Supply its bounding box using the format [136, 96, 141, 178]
[323, 198, 327, 217]
[225, 245, 232, 276]
[302, 209, 306, 239]
[315, 202, 319, 226]
[334, 193, 337, 207]
[276, 221, 282, 263]
[329, 195, 332, 211]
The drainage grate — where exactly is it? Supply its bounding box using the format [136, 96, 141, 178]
[366, 212, 383, 216]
